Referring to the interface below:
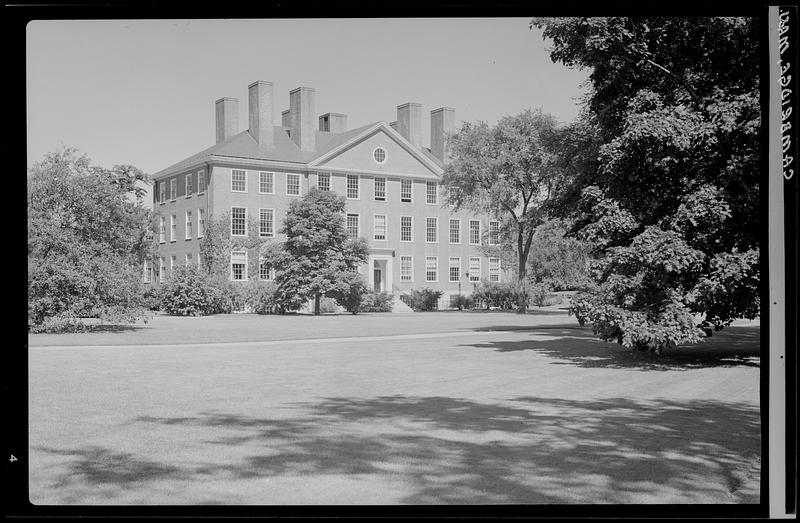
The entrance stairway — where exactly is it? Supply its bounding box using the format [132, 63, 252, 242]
[391, 291, 415, 313]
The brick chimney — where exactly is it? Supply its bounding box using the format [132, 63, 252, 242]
[319, 113, 347, 133]
[289, 87, 316, 151]
[396, 103, 422, 149]
[248, 81, 274, 146]
[215, 97, 239, 143]
[430, 107, 455, 163]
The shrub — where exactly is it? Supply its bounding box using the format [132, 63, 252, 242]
[529, 282, 553, 308]
[451, 295, 473, 310]
[246, 280, 279, 314]
[329, 271, 370, 314]
[159, 266, 231, 316]
[141, 286, 162, 311]
[471, 281, 521, 310]
[405, 288, 443, 311]
[360, 291, 395, 312]
[319, 296, 341, 314]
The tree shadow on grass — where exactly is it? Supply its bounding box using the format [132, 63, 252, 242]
[465, 324, 760, 371]
[95, 396, 763, 504]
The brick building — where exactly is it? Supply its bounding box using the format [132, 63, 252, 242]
[146, 81, 503, 307]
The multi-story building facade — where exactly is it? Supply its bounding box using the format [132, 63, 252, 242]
[147, 81, 503, 307]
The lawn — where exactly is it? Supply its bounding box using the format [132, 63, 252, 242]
[28, 311, 761, 505]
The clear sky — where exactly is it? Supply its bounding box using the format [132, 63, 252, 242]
[26, 18, 589, 174]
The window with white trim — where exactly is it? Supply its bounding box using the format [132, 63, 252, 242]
[425, 256, 438, 282]
[231, 207, 247, 236]
[185, 211, 193, 240]
[346, 174, 359, 199]
[286, 173, 300, 196]
[469, 220, 481, 245]
[489, 221, 500, 245]
[346, 213, 360, 238]
[159, 182, 166, 203]
[426, 217, 438, 243]
[197, 170, 206, 193]
[401, 179, 412, 202]
[170, 255, 176, 276]
[197, 252, 202, 269]
[198, 209, 205, 238]
[231, 250, 247, 281]
[158, 216, 165, 243]
[400, 256, 413, 282]
[373, 214, 386, 241]
[374, 177, 386, 201]
[400, 216, 413, 242]
[373, 147, 387, 164]
[259, 171, 274, 194]
[159, 257, 165, 283]
[185, 252, 192, 266]
[170, 214, 177, 242]
[469, 257, 481, 282]
[489, 257, 500, 282]
[231, 169, 247, 192]
[449, 219, 460, 244]
[143, 260, 152, 283]
[449, 257, 461, 282]
[170, 178, 177, 200]
[317, 172, 330, 191]
[259, 208, 274, 237]
[185, 173, 193, 197]
[426, 181, 438, 204]
[259, 261, 275, 281]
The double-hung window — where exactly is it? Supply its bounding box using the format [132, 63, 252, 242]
[425, 256, 438, 282]
[231, 250, 247, 281]
[346, 174, 359, 199]
[489, 257, 500, 282]
[198, 209, 205, 238]
[170, 178, 177, 201]
[143, 260, 152, 283]
[170, 214, 177, 242]
[185, 211, 193, 239]
[259, 261, 275, 281]
[317, 172, 330, 191]
[469, 257, 481, 282]
[231, 169, 247, 192]
[197, 170, 206, 193]
[400, 216, 413, 242]
[346, 213, 360, 238]
[159, 182, 166, 203]
[259, 172, 274, 194]
[158, 216, 166, 243]
[449, 257, 461, 282]
[401, 179, 412, 202]
[170, 255, 176, 275]
[373, 215, 387, 241]
[426, 181, 438, 204]
[259, 208, 274, 237]
[400, 256, 413, 282]
[426, 217, 438, 243]
[185, 173, 193, 197]
[231, 207, 247, 236]
[469, 220, 481, 245]
[286, 173, 300, 196]
[159, 257, 165, 283]
[374, 177, 386, 201]
[489, 221, 500, 245]
[185, 253, 192, 266]
[449, 219, 460, 244]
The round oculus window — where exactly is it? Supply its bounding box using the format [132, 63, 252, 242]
[373, 147, 387, 164]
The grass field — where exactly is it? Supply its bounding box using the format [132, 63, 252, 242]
[28, 311, 761, 505]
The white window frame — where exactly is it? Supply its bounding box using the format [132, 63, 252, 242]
[469, 257, 481, 282]
[449, 219, 461, 244]
[230, 250, 248, 281]
[159, 257, 165, 283]
[426, 181, 438, 205]
[259, 171, 275, 194]
[185, 173, 193, 198]
[170, 214, 177, 242]
[400, 255, 413, 282]
[425, 217, 438, 243]
[373, 147, 387, 165]
[469, 220, 481, 245]
[373, 214, 387, 241]
[346, 213, 360, 238]
[317, 172, 330, 192]
[231, 206, 248, 237]
[143, 259, 152, 284]
[259, 208, 275, 238]
[197, 208, 205, 238]
[185, 252, 192, 266]
[401, 179, 413, 202]
[374, 177, 386, 201]
[170, 178, 177, 201]
[425, 256, 438, 283]
[489, 257, 501, 282]
[159, 182, 166, 204]
[449, 257, 461, 283]
[259, 261, 276, 281]
[346, 174, 360, 200]
[286, 173, 301, 196]
[170, 255, 176, 276]
[197, 170, 206, 194]
[158, 216, 166, 244]
[185, 210, 193, 240]
[231, 169, 247, 193]
[400, 216, 413, 242]
[489, 220, 500, 245]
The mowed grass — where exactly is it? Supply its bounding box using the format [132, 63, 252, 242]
[28, 311, 761, 505]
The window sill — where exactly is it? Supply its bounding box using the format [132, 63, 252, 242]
[401, 199, 412, 203]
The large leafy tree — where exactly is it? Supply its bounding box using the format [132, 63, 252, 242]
[532, 17, 760, 351]
[263, 188, 369, 315]
[28, 148, 155, 330]
[442, 108, 562, 313]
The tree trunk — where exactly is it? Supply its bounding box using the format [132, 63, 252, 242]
[517, 231, 528, 314]
[314, 294, 321, 315]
